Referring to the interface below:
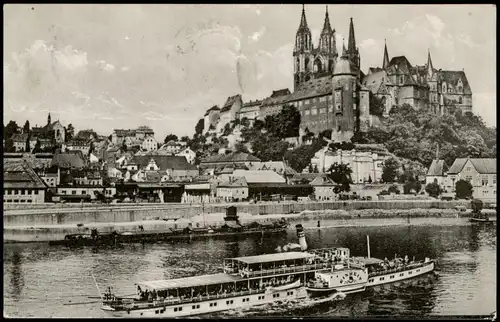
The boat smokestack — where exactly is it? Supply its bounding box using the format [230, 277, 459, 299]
[296, 224, 307, 251]
[367, 235, 371, 259]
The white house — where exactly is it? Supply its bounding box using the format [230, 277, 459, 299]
[446, 158, 496, 202]
[216, 176, 248, 202]
[176, 147, 196, 164]
[141, 135, 158, 152]
[310, 175, 336, 201]
[426, 159, 448, 187]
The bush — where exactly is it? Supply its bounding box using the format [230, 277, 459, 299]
[388, 185, 400, 194]
[425, 182, 442, 198]
[455, 179, 473, 199]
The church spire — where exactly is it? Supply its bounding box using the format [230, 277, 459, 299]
[47, 113, 51, 125]
[298, 4, 309, 31]
[321, 5, 332, 34]
[347, 17, 356, 54]
[427, 49, 434, 73]
[383, 39, 390, 69]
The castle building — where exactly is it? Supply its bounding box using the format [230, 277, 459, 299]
[364, 42, 472, 115]
[293, 5, 338, 91]
[217, 94, 242, 133]
[203, 105, 221, 134]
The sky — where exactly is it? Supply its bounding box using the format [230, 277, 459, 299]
[3, 4, 496, 140]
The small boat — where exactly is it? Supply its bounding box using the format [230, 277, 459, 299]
[469, 217, 491, 223]
[266, 280, 300, 292]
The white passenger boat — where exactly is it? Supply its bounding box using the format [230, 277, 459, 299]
[305, 236, 436, 296]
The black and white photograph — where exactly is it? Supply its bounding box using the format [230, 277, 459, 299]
[3, 4, 496, 319]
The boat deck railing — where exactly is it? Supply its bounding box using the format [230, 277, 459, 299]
[236, 262, 335, 278]
[116, 288, 272, 310]
[368, 261, 431, 277]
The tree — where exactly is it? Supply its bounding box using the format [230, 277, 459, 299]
[327, 162, 353, 193]
[4, 138, 15, 153]
[25, 134, 31, 152]
[425, 182, 442, 198]
[388, 184, 401, 194]
[180, 136, 190, 142]
[65, 124, 75, 142]
[164, 134, 178, 143]
[194, 119, 204, 136]
[382, 157, 400, 183]
[285, 141, 323, 172]
[23, 120, 30, 134]
[121, 142, 128, 152]
[32, 139, 42, 153]
[455, 179, 473, 199]
[234, 142, 249, 154]
[4, 121, 20, 140]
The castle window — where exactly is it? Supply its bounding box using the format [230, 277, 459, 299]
[328, 106, 333, 113]
[311, 109, 317, 115]
[353, 103, 357, 110]
[319, 108, 326, 114]
[458, 86, 463, 92]
[459, 97, 463, 104]
[305, 110, 310, 116]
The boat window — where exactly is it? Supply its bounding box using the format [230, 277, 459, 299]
[409, 271, 412, 275]
[390, 275, 394, 279]
[155, 310, 159, 314]
[192, 305, 196, 309]
[380, 277, 384, 281]
[400, 273, 404, 277]
[174, 308, 178, 312]
[417, 269, 420, 272]
[197, 305, 200, 308]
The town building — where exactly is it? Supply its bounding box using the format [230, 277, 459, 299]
[111, 126, 155, 146]
[259, 89, 291, 120]
[310, 174, 336, 201]
[238, 99, 262, 122]
[426, 159, 448, 188]
[31, 113, 66, 144]
[11, 133, 30, 152]
[75, 130, 98, 141]
[3, 160, 47, 204]
[364, 42, 473, 115]
[216, 176, 248, 202]
[217, 94, 242, 133]
[199, 152, 261, 175]
[310, 144, 392, 183]
[159, 140, 184, 154]
[445, 158, 496, 202]
[141, 135, 158, 152]
[130, 155, 198, 179]
[203, 105, 221, 134]
[65, 138, 92, 155]
[176, 147, 197, 164]
[51, 150, 88, 170]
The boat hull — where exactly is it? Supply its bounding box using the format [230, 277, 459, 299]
[469, 218, 492, 223]
[306, 282, 366, 296]
[103, 287, 307, 318]
[366, 261, 435, 287]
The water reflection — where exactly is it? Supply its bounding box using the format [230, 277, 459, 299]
[2, 218, 496, 318]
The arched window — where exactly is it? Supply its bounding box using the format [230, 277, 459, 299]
[459, 96, 463, 104]
[328, 59, 334, 72]
[305, 58, 310, 72]
[314, 58, 322, 74]
[296, 58, 300, 72]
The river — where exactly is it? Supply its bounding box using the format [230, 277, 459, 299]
[3, 217, 496, 318]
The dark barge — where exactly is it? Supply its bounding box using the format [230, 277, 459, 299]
[49, 206, 289, 247]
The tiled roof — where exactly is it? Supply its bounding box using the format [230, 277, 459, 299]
[51, 151, 87, 169]
[448, 158, 496, 174]
[163, 140, 182, 147]
[137, 126, 154, 133]
[3, 160, 47, 189]
[201, 152, 261, 164]
[246, 161, 298, 176]
[204, 105, 220, 116]
[271, 88, 291, 98]
[437, 70, 472, 95]
[75, 130, 97, 140]
[427, 160, 447, 176]
[242, 100, 263, 108]
[333, 56, 356, 76]
[132, 155, 197, 171]
[290, 173, 320, 183]
[221, 94, 242, 112]
[231, 170, 286, 184]
[68, 138, 91, 146]
[114, 129, 137, 137]
[218, 176, 248, 188]
[287, 76, 332, 102]
[310, 175, 336, 186]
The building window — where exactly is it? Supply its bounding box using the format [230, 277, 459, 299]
[34, 190, 38, 195]
[72, 190, 77, 195]
[21, 189, 25, 195]
[336, 104, 341, 112]
[466, 167, 471, 172]
[328, 106, 333, 113]
[353, 103, 357, 110]
[459, 97, 463, 104]
[482, 177, 488, 186]
[399, 76, 404, 84]
[483, 190, 488, 196]
[311, 109, 317, 115]
[319, 108, 326, 114]
[493, 176, 496, 184]
[305, 110, 310, 116]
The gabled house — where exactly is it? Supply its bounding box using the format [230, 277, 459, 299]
[310, 174, 336, 201]
[426, 159, 448, 187]
[446, 158, 496, 202]
[176, 147, 196, 164]
[216, 176, 248, 202]
[3, 159, 47, 203]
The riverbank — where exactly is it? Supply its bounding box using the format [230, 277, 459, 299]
[4, 208, 495, 243]
[3, 200, 471, 227]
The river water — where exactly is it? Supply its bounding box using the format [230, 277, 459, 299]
[3, 217, 496, 318]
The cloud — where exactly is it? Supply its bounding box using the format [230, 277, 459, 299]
[96, 60, 116, 72]
[248, 26, 267, 43]
[120, 66, 130, 72]
[456, 33, 480, 48]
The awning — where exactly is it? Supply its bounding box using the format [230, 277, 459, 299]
[230, 252, 314, 265]
[185, 183, 211, 190]
[135, 273, 243, 291]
